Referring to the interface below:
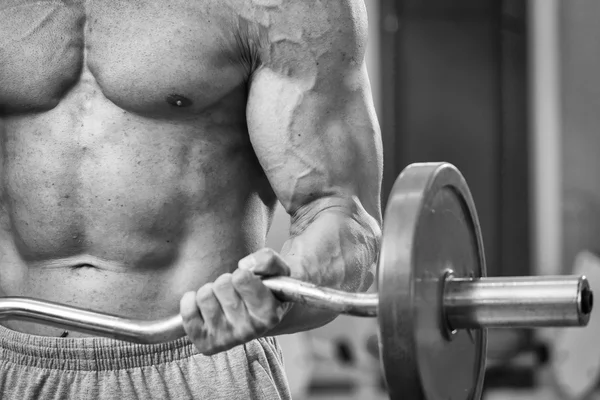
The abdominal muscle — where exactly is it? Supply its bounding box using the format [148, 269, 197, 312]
[0, 87, 275, 338]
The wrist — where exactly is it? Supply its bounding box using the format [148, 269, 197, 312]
[284, 253, 346, 290]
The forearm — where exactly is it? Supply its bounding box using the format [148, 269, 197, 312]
[267, 196, 381, 336]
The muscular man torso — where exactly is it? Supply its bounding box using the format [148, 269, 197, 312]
[0, 0, 278, 336]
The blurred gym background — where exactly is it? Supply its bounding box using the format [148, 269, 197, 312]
[267, 1, 600, 399]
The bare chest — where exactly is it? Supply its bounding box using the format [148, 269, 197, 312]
[0, 0, 248, 116]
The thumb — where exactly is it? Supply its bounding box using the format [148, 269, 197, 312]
[238, 248, 291, 277]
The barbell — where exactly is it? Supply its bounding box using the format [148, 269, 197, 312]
[0, 162, 593, 400]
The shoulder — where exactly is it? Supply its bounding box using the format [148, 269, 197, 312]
[271, 0, 367, 56]
[275, 0, 368, 58]
[233, 0, 368, 75]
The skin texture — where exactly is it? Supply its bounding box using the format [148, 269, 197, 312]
[0, 0, 382, 355]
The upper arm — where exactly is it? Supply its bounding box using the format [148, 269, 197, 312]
[245, 0, 383, 224]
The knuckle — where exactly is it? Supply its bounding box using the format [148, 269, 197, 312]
[232, 268, 255, 287]
[180, 306, 196, 323]
[238, 254, 255, 269]
[260, 248, 275, 256]
[213, 273, 233, 288]
[220, 295, 242, 310]
[180, 293, 197, 318]
[257, 248, 276, 263]
[196, 285, 214, 303]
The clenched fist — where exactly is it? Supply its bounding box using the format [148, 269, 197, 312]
[180, 248, 293, 355]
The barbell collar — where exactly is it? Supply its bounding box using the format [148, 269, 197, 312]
[443, 274, 592, 330]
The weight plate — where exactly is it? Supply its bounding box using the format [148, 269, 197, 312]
[378, 163, 487, 400]
[550, 251, 600, 400]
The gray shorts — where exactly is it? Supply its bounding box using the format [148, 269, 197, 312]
[0, 325, 291, 400]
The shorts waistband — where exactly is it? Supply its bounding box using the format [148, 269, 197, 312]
[0, 324, 199, 371]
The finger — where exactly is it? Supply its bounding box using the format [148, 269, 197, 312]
[180, 291, 205, 340]
[194, 283, 224, 333]
[212, 273, 253, 335]
[238, 248, 291, 277]
[276, 256, 311, 282]
[231, 268, 286, 331]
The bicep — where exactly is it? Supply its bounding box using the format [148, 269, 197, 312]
[247, 61, 382, 221]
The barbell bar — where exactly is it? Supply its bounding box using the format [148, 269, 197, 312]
[0, 162, 593, 400]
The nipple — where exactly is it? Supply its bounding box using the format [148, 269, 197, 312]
[166, 94, 193, 108]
